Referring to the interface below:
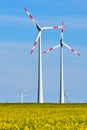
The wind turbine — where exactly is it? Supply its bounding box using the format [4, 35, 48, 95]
[64, 90, 70, 103]
[20, 91, 24, 103]
[24, 8, 62, 103]
[43, 22, 80, 103]
[19, 91, 26, 103]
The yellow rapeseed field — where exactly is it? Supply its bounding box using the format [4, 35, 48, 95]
[0, 103, 87, 130]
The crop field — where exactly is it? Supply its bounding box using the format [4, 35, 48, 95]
[0, 103, 87, 130]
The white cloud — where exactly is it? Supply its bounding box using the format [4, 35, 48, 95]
[37, 15, 87, 30]
[0, 14, 29, 25]
[61, 15, 87, 29]
[0, 13, 87, 30]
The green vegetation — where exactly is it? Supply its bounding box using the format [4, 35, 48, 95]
[0, 103, 87, 129]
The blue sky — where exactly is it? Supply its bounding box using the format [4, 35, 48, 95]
[0, 0, 87, 103]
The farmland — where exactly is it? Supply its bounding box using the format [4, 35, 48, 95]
[0, 103, 87, 130]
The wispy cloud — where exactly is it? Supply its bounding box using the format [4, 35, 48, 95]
[37, 15, 87, 30]
[0, 14, 29, 25]
[0, 14, 87, 30]
[0, 41, 29, 49]
[61, 15, 87, 29]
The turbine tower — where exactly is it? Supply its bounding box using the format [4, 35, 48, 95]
[20, 92, 24, 103]
[19, 91, 26, 103]
[64, 90, 70, 103]
[43, 22, 80, 103]
[24, 8, 62, 103]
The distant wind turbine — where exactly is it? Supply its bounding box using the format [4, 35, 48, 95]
[43, 22, 80, 103]
[24, 8, 62, 103]
[20, 91, 26, 103]
[64, 90, 70, 103]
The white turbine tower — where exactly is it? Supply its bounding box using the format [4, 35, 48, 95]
[43, 22, 80, 103]
[20, 91, 24, 103]
[64, 90, 70, 103]
[20, 91, 26, 103]
[24, 8, 62, 103]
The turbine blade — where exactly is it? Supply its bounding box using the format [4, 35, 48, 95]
[63, 42, 80, 56]
[30, 31, 41, 54]
[42, 26, 62, 30]
[60, 21, 65, 40]
[24, 8, 41, 30]
[43, 44, 60, 54]
[61, 21, 65, 33]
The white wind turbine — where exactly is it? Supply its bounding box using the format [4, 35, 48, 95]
[43, 22, 80, 103]
[64, 90, 70, 103]
[20, 91, 24, 103]
[24, 8, 62, 103]
[19, 91, 26, 103]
